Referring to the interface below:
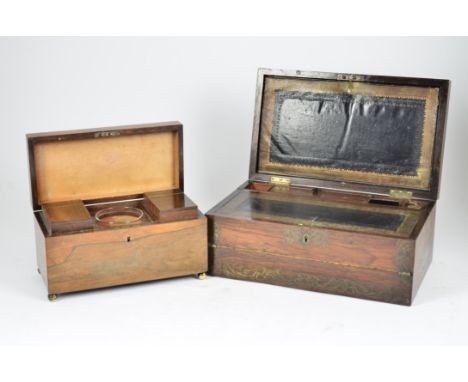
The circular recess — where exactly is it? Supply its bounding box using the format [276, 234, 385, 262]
[95, 206, 144, 227]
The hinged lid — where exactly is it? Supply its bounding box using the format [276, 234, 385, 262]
[249, 69, 450, 201]
[27, 122, 183, 210]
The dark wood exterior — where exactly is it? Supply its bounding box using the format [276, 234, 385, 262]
[28, 122, 207, 300]
[35, 211, 207, 295]
[207, 69, 450, 305]
[208, 183, 435, 305]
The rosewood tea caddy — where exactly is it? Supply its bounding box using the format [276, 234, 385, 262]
[207, 69, 450, 305]
[28, 122, 207, 300]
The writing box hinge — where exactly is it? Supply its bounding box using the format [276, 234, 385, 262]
[389, 189, 413, 200]
[270, 176, 291, 187]
[389, 189, 422, 210]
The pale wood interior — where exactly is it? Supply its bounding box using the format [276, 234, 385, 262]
[34, 132, 179, 205]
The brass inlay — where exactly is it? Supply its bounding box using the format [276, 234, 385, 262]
[395, 240, 414, 274]
[217, 261, 410, 304]
[94, 131, 121, 138]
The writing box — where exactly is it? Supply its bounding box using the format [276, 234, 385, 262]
[207, 69, 450, 305]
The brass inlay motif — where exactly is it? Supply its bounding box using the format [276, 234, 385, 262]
[213, 222, 220, 243]
[218, 262, 410, 304]
[220, 263, 281, 280]
[395, 240, 414, 274]
[94, 131, 121, 138]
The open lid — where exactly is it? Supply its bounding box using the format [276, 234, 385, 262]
[249, 69, 450, 201]
[27, 122, 183, 210]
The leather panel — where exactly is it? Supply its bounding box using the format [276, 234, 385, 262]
[270, 92, 425, 176]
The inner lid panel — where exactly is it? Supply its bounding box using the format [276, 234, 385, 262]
[258, 77, 439, 190]
[34, 131, 180, 205]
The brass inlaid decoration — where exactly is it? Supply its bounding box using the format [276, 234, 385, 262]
[258, 77, 439, 191]
[395, 239, 415, 274]
[217, 261, 410, 304]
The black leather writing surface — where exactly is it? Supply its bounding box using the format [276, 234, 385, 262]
[242, 197, 404, 231]
[270, 92, 425, 176]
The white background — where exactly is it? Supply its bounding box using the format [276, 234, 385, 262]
[1, 37, 467, 353]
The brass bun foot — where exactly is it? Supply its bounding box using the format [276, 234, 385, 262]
[197, 272, 207, 280]
[48, 294, 58, 302]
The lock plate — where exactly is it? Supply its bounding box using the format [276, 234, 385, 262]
[283, 227, 328, 247]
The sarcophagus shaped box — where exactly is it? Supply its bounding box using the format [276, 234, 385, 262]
[28, 122, 207, 300]
[207, 69, 449, 305]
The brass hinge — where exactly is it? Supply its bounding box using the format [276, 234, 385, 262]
[389, 189, 422, 210]
[270, 176, 291, 187]
[389, 189, 413, 200]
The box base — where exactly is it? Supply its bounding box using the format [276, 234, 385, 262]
[207, 183, 436, 305]
[34, 211, 208, 298]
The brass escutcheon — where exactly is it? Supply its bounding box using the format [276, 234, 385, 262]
[284, 227, 328, 247]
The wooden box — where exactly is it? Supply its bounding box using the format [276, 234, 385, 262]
[207, 69, 450, 305]
[28, 122, 207, 300]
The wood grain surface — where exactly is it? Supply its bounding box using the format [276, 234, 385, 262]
[210, 245, 412, 305]
[211, 216, 412, 273]
[207, 188, 437, 305]
[43, 215, 207, 294]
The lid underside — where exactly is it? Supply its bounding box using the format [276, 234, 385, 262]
[252, 70, 449, 199]
[28, 123, 182, 209]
